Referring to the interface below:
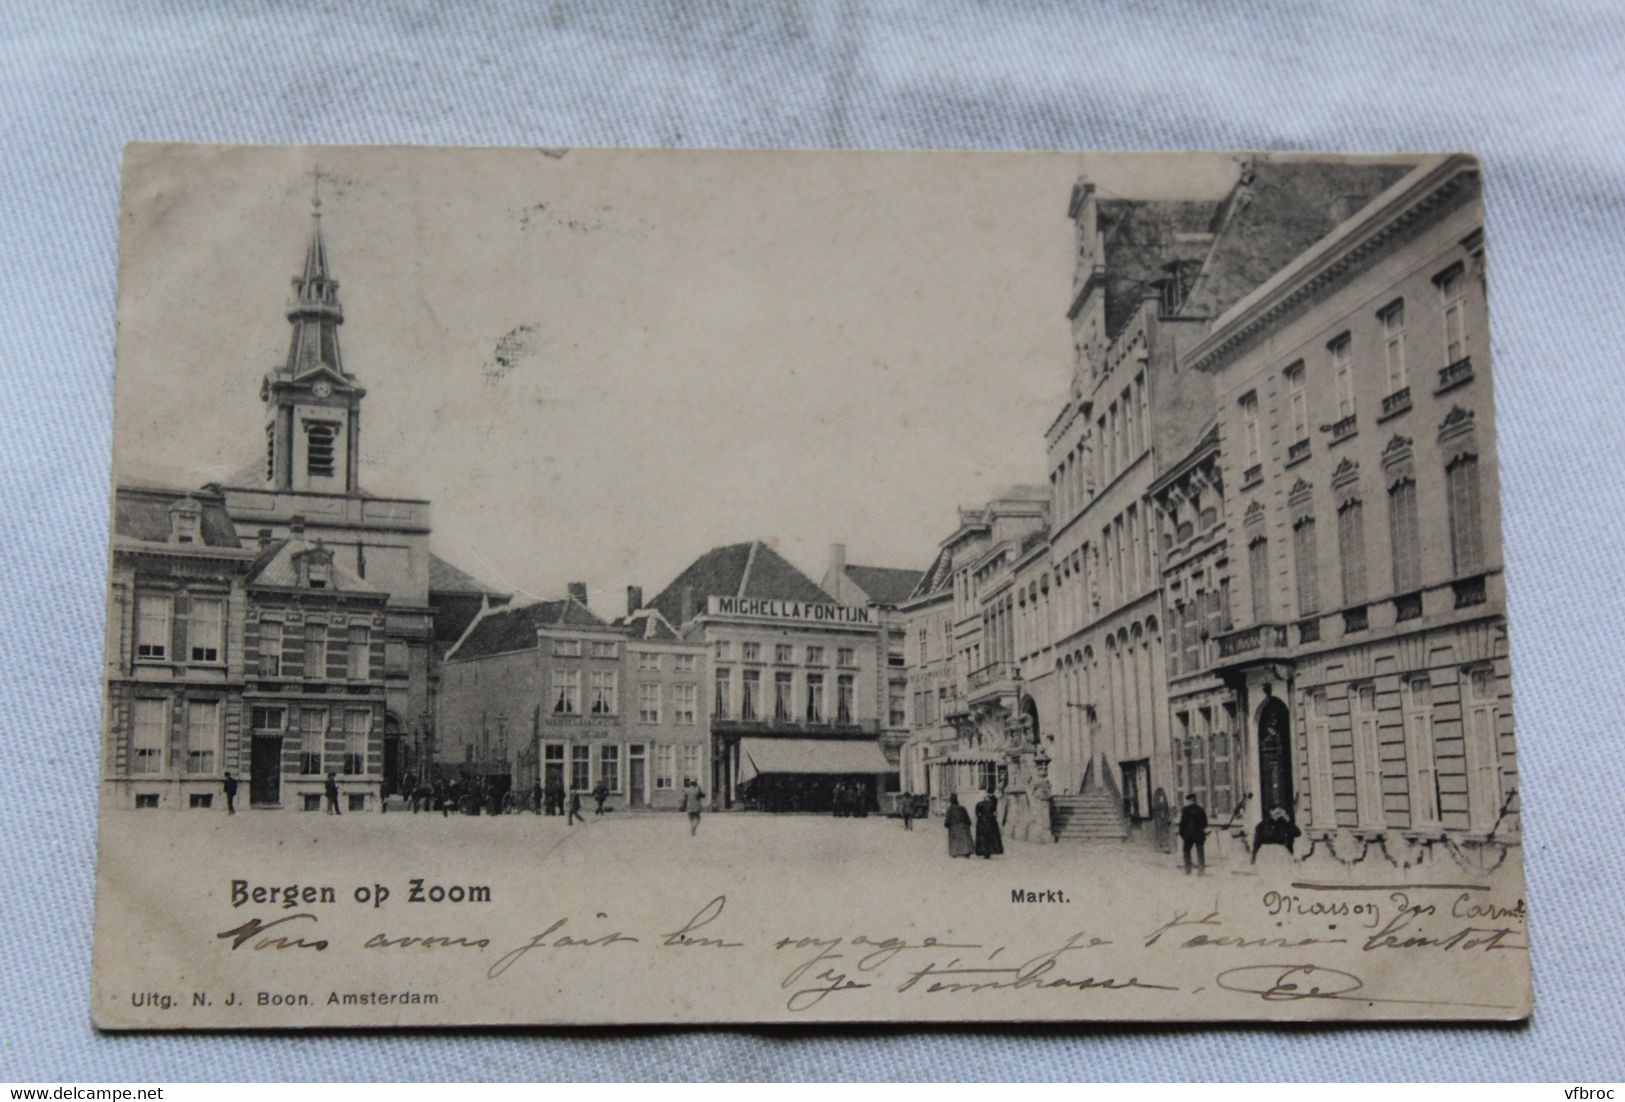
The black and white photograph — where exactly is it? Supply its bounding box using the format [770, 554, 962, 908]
[91, 143, 1527, 1029]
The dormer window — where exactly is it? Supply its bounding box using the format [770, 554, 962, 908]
[307, 560, 330, 589]
[170, 505, 201, 544]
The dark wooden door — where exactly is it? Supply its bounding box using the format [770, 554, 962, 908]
[628, 746, 646, 808]
[1257, 696, 1294, 819]
[251, 737, 282, 807]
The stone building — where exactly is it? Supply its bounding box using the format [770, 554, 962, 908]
[1189, 155, 1515, 859]
[649, 541, 894, 812]
[240, 523, 390, 811]
[437, 585, 707, 810]
[1038, 158, 1414, 846]
[103, 483, 258, 810]
[820, 543, 921, 771]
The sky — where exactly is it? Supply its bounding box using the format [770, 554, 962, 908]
[115, 146, 1242, 612]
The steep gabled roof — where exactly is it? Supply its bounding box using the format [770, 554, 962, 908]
[908, 546, 955, 601]
[429, 553, 506, 595]
[449, 596, 607, 660]
[246, 537, 381, 594]
[615, 608, 683, 642]
[1096, 199, 1221, 342]
[842, 564, 924, 606]
[649, 541, 833, 627]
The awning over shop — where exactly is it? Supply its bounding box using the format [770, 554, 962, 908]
[738, 737, 894, 781]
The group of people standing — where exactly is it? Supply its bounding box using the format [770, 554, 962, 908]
[943, 792, 1004, 859]
[830, 780, 870, 818]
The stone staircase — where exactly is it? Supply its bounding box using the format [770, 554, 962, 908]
[1051, 789, 1128, 842]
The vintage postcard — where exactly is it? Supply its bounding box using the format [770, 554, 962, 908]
[93, 144, 1529, 1027]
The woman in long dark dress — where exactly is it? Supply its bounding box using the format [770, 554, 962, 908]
[945, 793, 974, 857]
[974, 792, 1004, 858]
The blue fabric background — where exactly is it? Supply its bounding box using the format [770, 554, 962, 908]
[2, 0, 1622, 1082]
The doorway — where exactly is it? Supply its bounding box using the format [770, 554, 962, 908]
[628, 744, 646, 807]
[1257, 693, 1294, 819]
[250, 736, 282, 807]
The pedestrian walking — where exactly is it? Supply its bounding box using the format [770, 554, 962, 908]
[531, 781, 544, 815]
[945, 794, 974, 857]
[973, 792, 1004, 858]
[221, 771, 238, 815]
[1179, 792, 1209, 875]
[899, 790, 914, 831]
[592, 780, 609, 815]
[567, 790, 584, 826]
[680, 778, 705, 837]
[324, 771, 342, 815]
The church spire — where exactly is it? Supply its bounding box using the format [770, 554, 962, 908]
[284, 177, 346, 379]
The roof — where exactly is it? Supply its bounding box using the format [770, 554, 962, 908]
[738, 737, 894, 778]
[615, 609, 683, 642]
[1179, 158, 1415, 321]
[649, 541, 833, 627]
[1094, 199, 1221, 342]
[245, 537, 382, 594]
[907, 546, 954, 601]
[429, 553, 507, 595]
[841, 564, 924, 606]
[113, 485, 241, 548]
[449, 597, 607, 660]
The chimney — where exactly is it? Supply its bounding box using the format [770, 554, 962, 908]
[829, 542, 847, 578]
[679, 585, 695, 626]
[289, 515, 306, 540]
[257, 528, 274, 550]
[567, 581, 589, 607]
[626, 585, 643, 615]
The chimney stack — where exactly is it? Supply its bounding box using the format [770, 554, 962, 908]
[258, 528, 274, 550]
[567, 581, 589, 607]
[289, 515, 306, 540]
[626, 585, 644, 614]
[830, 542, 847, 578]
[679, 585, 695, 626]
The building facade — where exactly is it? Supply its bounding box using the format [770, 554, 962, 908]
[820, 543, 922, 772]
[650, 542, 894, 812]
[103, 485, 258, 810]
[438, 586, 709, 811]
[1190, 155, 1516, 859]
[241, 525, 391, 811]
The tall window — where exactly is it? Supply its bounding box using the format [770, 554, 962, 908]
[1351, 682, 1384, 827]
[185, 699, 220, 773]
[1337, 500, 1367, 607]
[1330, 335, 1355, 419]
[672, 684, 697, 725]
[654, 744, 675, 789]
[678, 744, 701, 787]
[346, 625, 369, 679]
[135, 592, 172, 661]
[889, 681, 906, 727]
[1388, 478, 1421, 593]
[1286, 363, 1308, 442]
[1306, 689, 1335, 828]
[1380, 301, 1407, 392]
[304, 622, 327, 679]
[775, 644, 793, 663]
[259, 621, 283, 676]
[1248, 536, 1270, 624]
[1440, 267, 1469, 362]
[598, 744, 620, 792]
[342, 709, 368, 775]
[805, 672, 825, 722]
[305, 421, 337, 478]
[552, 670, 580, 714]
[1402, 675, 1438, 828]
[1293, 516, 1320, 617]
[299, 709, 325, 775]
[806, 645, 824, 665]
[1240, 393, 1260, 468]
[713, 640, 731, 661]
[713, 668, 731, 719]
[673, 653, 696, 674]
[836, 674, 855, 724]
[570, 744, 591, 791]
[773, 671, 793, 721]
[131, 698, 166, 774]
[189, 597, 224, 663]
[638, 683, 660, 724]
[1447, 455, 1484, 576]
[1464, 667, 1503, 831]
[741, 670, 760, 721]
[588, 670, 617, 714]
[742, 642, 761, 662]
[837, 647, 855, 666]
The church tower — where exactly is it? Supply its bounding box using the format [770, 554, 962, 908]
[260, 191, 366, 495]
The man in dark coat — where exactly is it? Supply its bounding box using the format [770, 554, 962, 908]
[945, 794, 974, 857]
[973, 792, 1004, 858]
[592, 780, 609, 815]
[567, 789, 585, 826]
[899, 790, 914, 831]
[221, 771, 238, 815]
[1179, 792, 1209, 875]
[531, 781, 544, 815]
[1250, 806, 1302, 863]
[324, 771, 342, 815]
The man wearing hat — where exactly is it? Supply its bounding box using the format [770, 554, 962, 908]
[1179, 792, 1209, 875]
